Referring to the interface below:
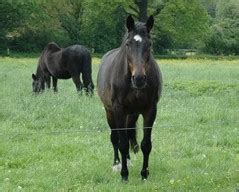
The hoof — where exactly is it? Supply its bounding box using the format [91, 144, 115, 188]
[122, 176, 128, 182]
[141, 176, 148, 181]
[141, 169, 149, 180]
[112, 162, 121, 172]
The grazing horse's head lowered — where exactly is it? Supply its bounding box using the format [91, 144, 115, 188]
[32, 42, 94, 95]
[124, 15, 154, 89]
[32, 73, 43, 93]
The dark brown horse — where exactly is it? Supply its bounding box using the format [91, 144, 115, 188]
[97, 15, 162, 181]
[32, 42, 94, 95]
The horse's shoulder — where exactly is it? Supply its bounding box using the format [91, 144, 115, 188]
[46, 42, 61, 53]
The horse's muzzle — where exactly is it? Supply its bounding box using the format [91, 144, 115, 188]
[132, 75, 146, 89]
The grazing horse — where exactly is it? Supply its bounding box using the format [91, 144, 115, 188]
[97, 15, 162, 181]
[32, 42, 94, 95]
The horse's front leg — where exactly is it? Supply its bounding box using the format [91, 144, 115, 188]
[141, 104, 157, 180]
[114, 105, 129, 181]
[82, 71, 94, 96]
[45, 74, 51, 89]
[105, 109, 120, 170]
[40, 78, 45, 92]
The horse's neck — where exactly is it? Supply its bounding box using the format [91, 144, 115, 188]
[36, 64, 44, 79]
[115, 48, 129, 75]
[48, 49, 63, 62]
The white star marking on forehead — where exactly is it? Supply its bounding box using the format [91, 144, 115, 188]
[133, 35, 142, 42]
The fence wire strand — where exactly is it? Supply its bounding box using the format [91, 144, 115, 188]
[0, 120, 238, 137]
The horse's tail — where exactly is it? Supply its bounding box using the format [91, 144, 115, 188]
[127, 114, 139, 154]
[82, 50, 94, 95]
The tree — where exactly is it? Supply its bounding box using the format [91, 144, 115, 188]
[0, 2, 24, 52]
[127, 0, 167, 21]
[200, 0, 217, 18]
[154, 0, 209, 50]
[57, 0, 84, 44]
[79, 1, 129, 52]
[205, 0, 239, 55]
[3, 0, 232, 55]
[9, 1, 70, 52]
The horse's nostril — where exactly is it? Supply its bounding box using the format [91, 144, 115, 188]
[132, 75, 146, 81]
[133, 75, 146, 82]
[132, 75, 147, 88]
[138, 75, 146, 82]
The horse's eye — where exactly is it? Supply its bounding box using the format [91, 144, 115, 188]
[126, 39, 131, 47]
[146, 42, 151, 50]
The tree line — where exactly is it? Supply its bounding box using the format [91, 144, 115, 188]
[0, 0, 238, 55]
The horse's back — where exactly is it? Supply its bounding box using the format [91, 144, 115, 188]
[62, 45, 91, 67]
[41, 43, 91, 79]
[63, 45, 90, 57]
[46, 42, 61, 53]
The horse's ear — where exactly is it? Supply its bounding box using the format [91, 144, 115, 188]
[146, 15, 154, 32]
[126, 15, 135, 32]
[32, 74, 37, 80]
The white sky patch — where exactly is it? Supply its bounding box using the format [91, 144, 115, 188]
[134, 34, 142, 42]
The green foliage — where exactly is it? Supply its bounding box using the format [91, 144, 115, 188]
[0, 2, 24, 52]
[0, 0, 238, 55]
[155, 0, 209, 49]
[205, 0, 239, 55]
[81, 2, 128, 53]
[0, 2, 22, 32]
[57, 1, 84, 44]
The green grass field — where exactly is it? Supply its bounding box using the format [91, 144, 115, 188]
[0, 56, 238, 191]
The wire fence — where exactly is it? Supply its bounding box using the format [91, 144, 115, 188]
[0, 120, 238, 137]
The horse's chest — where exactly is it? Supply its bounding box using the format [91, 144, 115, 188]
[124, 91, 149, 111]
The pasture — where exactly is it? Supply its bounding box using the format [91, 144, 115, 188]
[0, 56, 238, 191]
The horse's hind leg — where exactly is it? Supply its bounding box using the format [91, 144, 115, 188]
[52, 77, 58, 92]
[72, 75, 83, 93]
[126, 114, 139, 154]
[141, 105, 157, 180]
[82, 54, 94, 96]
[82, 71, 94, 96]
[106, 109, 121, 171]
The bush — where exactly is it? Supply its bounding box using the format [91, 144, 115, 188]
[204, 1, 239, 55]
[10, 29, 70, 52]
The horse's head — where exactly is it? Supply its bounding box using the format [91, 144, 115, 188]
[124, 15, 154, 89]
[32, 74, 42, 93]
